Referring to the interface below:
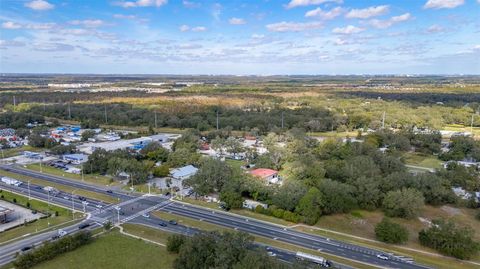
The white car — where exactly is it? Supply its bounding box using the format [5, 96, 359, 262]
[142, 213, 150, 218]
[267, 251, 276, 257]
[95, 204, 103, 209]
[63, 196, 70, 200]
[376, 254, 389, 260]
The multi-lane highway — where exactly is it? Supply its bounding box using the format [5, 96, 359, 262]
[0, 164, 432, 269]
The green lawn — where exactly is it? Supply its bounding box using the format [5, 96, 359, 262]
[225, 159, 245, 170]
[0, 170, 118, 204]
[25, 164, 117, 187]
[402, 152, 443, 169]
[32, 231, 176, 269]
[0, 189, 81, 243]
[122, 223, 172, 245]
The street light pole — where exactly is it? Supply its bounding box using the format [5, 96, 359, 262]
[27, 180, 31, 200]
[71, 190, 77, 220]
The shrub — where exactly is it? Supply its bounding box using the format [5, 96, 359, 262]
[419, 219, 480, 259]
[272, 208, 285, 218]
[167, 234, 187, 253]
[375, 218, 409, 244]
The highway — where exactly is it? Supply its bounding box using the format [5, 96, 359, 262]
[0, 164, 432, 268]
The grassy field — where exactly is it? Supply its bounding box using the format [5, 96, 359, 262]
[122, 223, 172, 245]
[31, 231, 176, 269]
[402, 152, 444, 169]
[0, 189, 81, 244]
[0, 170, 118, 204]
[443, 124, 480, 138]
[25, 164, 117, 187]
[0, 145, 42, 159]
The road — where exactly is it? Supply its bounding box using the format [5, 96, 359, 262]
[0, 165, 431, 269]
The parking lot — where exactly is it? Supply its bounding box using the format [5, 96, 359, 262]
[0, 200, 45, 232]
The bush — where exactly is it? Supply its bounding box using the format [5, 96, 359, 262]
[282, 211, 301, 223]
[419, 219, 480, 260]
[254, 205, 265, 214]
[272, 208, 285, 218]
[14, 232, 92, 269]
[167, 234, 187, 253]
[13, 198, 17, 203]
[375, 218, 409, 244]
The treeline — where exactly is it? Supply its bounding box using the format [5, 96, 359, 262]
[339, 91, 480, 108]
[166, 231, 311, 269]
[27, 103, 342, 133]
[0, 111, 45, 129]
[14, 232, 93, 269]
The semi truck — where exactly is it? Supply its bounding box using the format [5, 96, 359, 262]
[1, 176, 22, 187]
[296, 252, 332, 267]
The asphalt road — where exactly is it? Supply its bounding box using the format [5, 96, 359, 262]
[0, 165, 432, 269]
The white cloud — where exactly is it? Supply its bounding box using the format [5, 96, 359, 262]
[113, 14, 136, 19]
[286, 0, 343, 9]
[2, 21, 22, 29]
[305, 7, 343, 20]
[116, 0, 167, 8]
[192, 26, 207, 32]
[426, 24, 445, 33]
[345, 5, 389, 19]
[25, 0, 54, 11]
[183, 1, 200, 8]
[424, 0, 464, 9]
[369, 13, 411, 29]
[332, 25, 365, 34]
[229, 17, 246, 25]
[1, 21, 57, 30]
[266, 21, 323, 32]
[69, 20, 105, 28]
[179, 25, 190, 32]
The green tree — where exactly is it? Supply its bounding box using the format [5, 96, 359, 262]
[81, 130, 96, 141]
[295, 187, 323, 225]
[383, 188, 424, 219]
[272, 180, 307, 211]
[167, 234, 187, 253]
[167, 148, 200, 167]
[186, 158, 233, 196]
[375, 218, 409, 244]
[419, 219, 480, 259]
[220, 189, 244, 210]
[318, 179, 357, 215]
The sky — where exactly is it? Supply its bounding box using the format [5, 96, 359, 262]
[0, 0, 479, 75]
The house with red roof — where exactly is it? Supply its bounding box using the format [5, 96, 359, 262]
[250, 168, 280, 184]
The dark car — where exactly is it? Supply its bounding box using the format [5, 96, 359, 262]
[51, 235, 60, 240]
[168, 220, 177, 225]
[78, 196, 87, 201]
[78, 223, 91, 230]
[106, 190, 113, 193]
[20, 246, 32, 252]
[158, 221, 167, 227]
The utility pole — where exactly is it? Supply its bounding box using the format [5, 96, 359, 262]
[281, 111, 284, 129]
[104, 105, 108, 124]
[68, 103, 71, 119]
[27, 180, 31, 200]
[81, 164, 84, 181]
[471, 114, 475, 135]
[216, 110, 219, 130]
[13, 96, 16, 108]
[381, 111, 386, 129]
[148, 182, 151, 195]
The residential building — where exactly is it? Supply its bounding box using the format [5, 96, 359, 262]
[250, 168, 280, 184]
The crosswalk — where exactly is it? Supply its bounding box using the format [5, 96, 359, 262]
[121, 200, 172, 223]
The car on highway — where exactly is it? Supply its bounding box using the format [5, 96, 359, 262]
[106, 190, 113, 193]
[158, 221, 167, 227]
[78, 196, 87, 201]
[267, 251, 276, 257]
[168, 220, 177, 225]
[78, 223, 91, 230]
[376, 254, 389, 260]
[20, 246, 32, 252]
[96, 204, 103, 209]
[142, 213, 150, 218]
[63, 196, 70, 200]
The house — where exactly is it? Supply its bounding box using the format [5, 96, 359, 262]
[62, 154, 88, 164]
[452, 187, 472, 200]
[443, 160, 480, 169]
[250, 168, 280, 184]
[243, 199, 268, 210]
[168, 165, 198, 191]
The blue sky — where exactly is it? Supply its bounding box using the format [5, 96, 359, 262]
[0, 0, 479, 74]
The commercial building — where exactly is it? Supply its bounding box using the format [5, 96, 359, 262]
[78, 137, 153, 154]
[0, 206, 12, 224]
